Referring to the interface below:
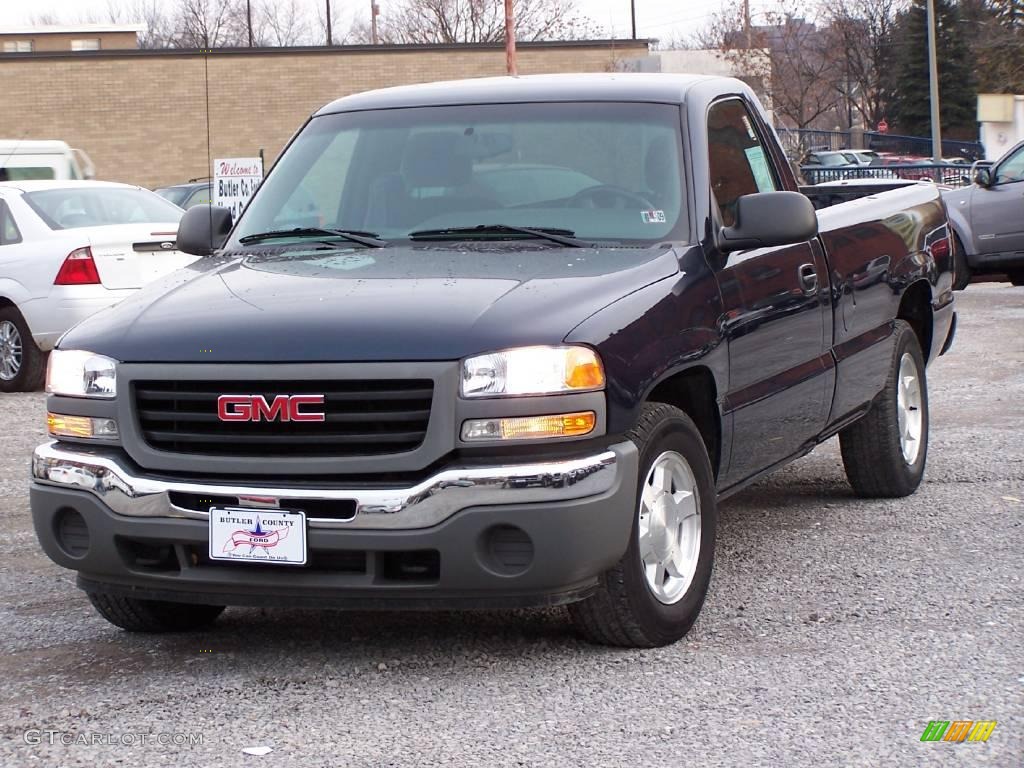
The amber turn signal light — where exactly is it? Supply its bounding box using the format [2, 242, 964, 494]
[461, 411, 597, 441]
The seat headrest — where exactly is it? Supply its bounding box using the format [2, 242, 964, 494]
[401, 132, 473, 188]
[645, 136, 675, 197]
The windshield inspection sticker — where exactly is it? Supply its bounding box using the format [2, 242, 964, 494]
[641, 210, 667, 224]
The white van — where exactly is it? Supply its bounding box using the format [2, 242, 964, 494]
[0, 140, 95, 181]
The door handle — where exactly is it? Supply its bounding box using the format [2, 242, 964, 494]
[798, 263, 818, 294]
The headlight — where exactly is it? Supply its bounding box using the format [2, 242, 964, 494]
[461, 345, 604, 398]
[46, 350, 117, 398]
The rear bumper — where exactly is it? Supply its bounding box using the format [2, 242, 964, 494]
[22, 286, 135, 350]
[30, 441, 639, 608]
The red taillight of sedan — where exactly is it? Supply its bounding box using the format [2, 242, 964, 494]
[54, 247, 101, 285]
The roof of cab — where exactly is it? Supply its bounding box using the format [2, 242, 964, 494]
[315, 73, 728, 116]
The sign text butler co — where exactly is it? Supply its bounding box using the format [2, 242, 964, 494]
[213, 157, 264, 220]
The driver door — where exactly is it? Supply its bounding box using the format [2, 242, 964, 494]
[706, 100, 832, 487]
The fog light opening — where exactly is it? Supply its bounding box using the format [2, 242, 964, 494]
[53, 507, 90, 559]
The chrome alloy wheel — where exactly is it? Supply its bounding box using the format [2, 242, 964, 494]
[638, 450, 702, 605]
[896, 352, 923, 465]
[0, 320, 22, 381]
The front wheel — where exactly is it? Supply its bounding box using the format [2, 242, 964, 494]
[1010, 272, 1024, 287]
[569, 403, 716, 647]
[87, 592, 225, 632]
[0, 307, 46, 392]
[839, 320, 929, 497]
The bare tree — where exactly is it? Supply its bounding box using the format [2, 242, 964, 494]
[173, 0, 248, 48]
[821, 0, 903, 129]
[699, 0, 844, 131]
[259, 0, 312, 47]
[375, 0, 602, 44]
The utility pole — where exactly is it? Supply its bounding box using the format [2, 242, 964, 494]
[326, 0, 333, 46]
[371, 1, 380, 45]
[743, 0, 752, 48]
[246, 0, 253, 47]
[926, 0, 942, 164]
[630, 0, 636, 39]
[504, 0, 517, 75]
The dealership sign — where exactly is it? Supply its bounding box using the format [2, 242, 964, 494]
[213, 157, 264, 219]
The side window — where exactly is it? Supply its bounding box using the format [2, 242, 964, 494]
[0, 201, 22, 245]
[994, 145, 1024, 184]
[707, 100, 779, 226]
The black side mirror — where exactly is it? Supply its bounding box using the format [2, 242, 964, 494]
[718, 191, 818, 252]
[974, 167, 993, 187]
[177, 204, 233, 256]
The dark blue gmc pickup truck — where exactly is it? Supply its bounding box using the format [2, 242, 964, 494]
[31, 74, 956, 647]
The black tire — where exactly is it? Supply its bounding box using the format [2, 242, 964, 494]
[839, 320, 928, 497]
[1010, 272, 1024, 287]
[951, 233, 971, 291]
[569, 403, 716, 648]
[87, 592, 225, 632]
[0, 306, 46, 392]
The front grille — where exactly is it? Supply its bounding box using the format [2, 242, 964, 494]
[135, 379, 433, 457]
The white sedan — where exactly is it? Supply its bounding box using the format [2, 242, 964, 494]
[0, 180, 198, 391]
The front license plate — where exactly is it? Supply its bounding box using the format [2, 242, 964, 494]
[208, 507, 307, 565]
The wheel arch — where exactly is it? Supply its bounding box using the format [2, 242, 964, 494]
[643, 365, 722, 481]
[897, 280, 934, 363]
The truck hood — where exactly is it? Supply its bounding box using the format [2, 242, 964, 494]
[60, 243, 680, 362]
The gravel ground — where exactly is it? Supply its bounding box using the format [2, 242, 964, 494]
[0, 283, 1021, 768]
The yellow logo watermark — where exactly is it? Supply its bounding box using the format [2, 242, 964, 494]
[920, 720, 997, 742]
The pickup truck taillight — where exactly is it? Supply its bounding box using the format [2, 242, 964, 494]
[54, 247, 101, 285]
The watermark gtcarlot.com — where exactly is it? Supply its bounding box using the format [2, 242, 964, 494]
[24, 730, 204, 747]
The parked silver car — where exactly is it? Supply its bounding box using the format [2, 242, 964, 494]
[944, 140, 1024, 289]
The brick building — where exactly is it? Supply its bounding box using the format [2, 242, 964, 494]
[0, 24, 142, 53]
[0, 40, 647, 189]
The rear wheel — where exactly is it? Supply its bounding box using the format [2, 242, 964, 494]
[0, 307, 46, 392]
[87, 592, 225, 632]
[1010, 272, 1024, 287]
[569, 403, 716, 647]
[839, 320, 928, 497]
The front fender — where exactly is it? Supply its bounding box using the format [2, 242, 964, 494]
[942, 188, 974, 253]
[565, 246, 727, 436]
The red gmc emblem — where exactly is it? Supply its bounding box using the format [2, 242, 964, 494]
[217, 394, 326, 422]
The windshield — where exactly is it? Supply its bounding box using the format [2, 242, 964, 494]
[25, 187, 184, 230]
[231, 102, 687, 246]
[818, 154, 848, 167]
[155, 186, 190, 206]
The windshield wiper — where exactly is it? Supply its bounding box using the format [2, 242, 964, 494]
[239, 227, 387, 248]
[408, 224, 588, 248]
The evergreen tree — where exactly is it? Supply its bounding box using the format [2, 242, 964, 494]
[969, 0, 1024, 93]
[890, 0, 977, 139]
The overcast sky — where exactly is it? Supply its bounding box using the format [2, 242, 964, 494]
[0, 0, 775, 44]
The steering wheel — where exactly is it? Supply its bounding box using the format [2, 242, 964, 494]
[567, 184, 655, 210]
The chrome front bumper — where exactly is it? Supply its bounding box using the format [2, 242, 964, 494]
[31, 441, 626, 530]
